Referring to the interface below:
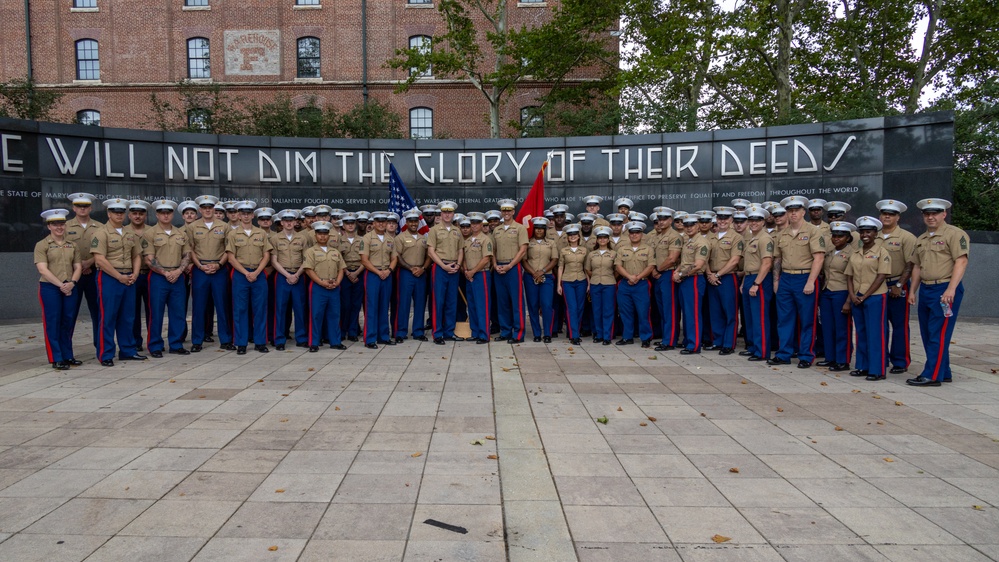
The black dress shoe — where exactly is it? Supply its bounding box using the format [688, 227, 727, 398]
[221, 343, 237, 351]
[602, 340, 611, 345]
[738, 350, 754, 356]
[191, 344, 203, 353]
[943, 378, 953, 383]
[296, 342, 309, 348]
[543, 336, 552, 343]
[680, 349, 700, 355]
[494, 335, 508, 342]
[381, 339, 396, 346]
[703, 344, 718, 351]
[476, 338, 488, 344]
[593, 337, 602, 343]
[718, 347, 734, 355]
[828, 363, 849, 372]
[169, 348, 190, 355]
[850, 369, 868, 377]
[236, 347, 247, 355]
[509, 338, 523, 344]
[616, 339, 634, 346]
[449, 336, 464, 342]
[347, 336, 358, 342]
[120, 354, 147, 361]
[654, 345, 674, 351]
[747, 356, 766, 361]
[53, 361, 70, 371]
[309, 346, 319, 352]
[330, 344, 347, 350]
[434, 338, 445, 345]
[906, 376, 941, 387]
[571, 338, 581, 345]
[395, 337, 406, 344]
[67, 359, 82, 366]
[866, 374, 886, 381]
[533, 337, 542, 342]
[816, 360, 833, 367]
[797, 361, 812, 369]
[889, 366, 907, 374]
[767, 358, 791, 365]
[414, 336, 428, 341]
[204, 336, 215, 343]
[275, 344, 286, 351]
[100, 359, 114, 367]
[365, 343, 378, 349]
[149, 350, 164, 358]
[255, 345, 269, 353]
[641, 340, 651, 348]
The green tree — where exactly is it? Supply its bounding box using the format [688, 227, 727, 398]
[386, 0, 622, 138]
[0, 77, 63, 121]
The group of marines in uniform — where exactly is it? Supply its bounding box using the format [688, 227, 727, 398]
[34, 191, 968, 388]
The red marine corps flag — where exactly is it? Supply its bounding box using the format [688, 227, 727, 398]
[515, 156, 549, 237]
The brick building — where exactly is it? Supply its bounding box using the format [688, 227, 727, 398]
[0, 0, 590, 138]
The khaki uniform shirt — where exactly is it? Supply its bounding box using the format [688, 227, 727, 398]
[912, 223, 970, 283]
[34, 236, 80, 283]
[271, 231, 310, 271]
[823, 246, 854, 292]
[339, 235, 364, 270]
[581, 235, 598, 252]
[614, 243, 653, 276]
[303, 245, 344, 280]
[547, 229, 570, 253]
[609, 236, 624, 251]
[124, 225, 150, 272]
[395, 233, 429, 269]
[708, 230, 745, 272]
[493, 222, 528, 263]
[91, 222, 142, 272]
[65, 217, 103, 266]
[428, 224, 463, 262]
[877, 227, 917, 279]
[775, 222, 825, 271]
[846, 245, 892, 295]
[652, 230, 682, 271]
[743, 231, 775, 275]
[526, 238, 558, 273]
[560, 246, 588, 282]
[585, 249, 617, 285]
[188, 219, 229, 262]
[225, 227, 273, 269]
[141, 224, 190, 269]
[679, 234, 710, 270]
[593, 217, 610, 228]
[463, 235, 493, 271]
[360, 232, 394, 269]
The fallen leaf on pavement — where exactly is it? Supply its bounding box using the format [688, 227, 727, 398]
[268, 546, 278, 551]
[280, 419, 288, 423]
[647, 416, 657, 422]
[741, 380, 748, 384]
[487, 454, 498, 460]
[275, 489, 285, 493]
[257, 379, 264, 383]
[834, 426, 844, 431]
[973, 505, 985, 510]
[485, 435, 495, 440]
[471, 440, 485, 445]
[617, 407, 623, 412]
[711, 534, 731, 543]
[895, 401, 904, 406]
[169, 380, 176, 383]
[729, 468, 740, 473]
[411, 452, 423, 457]
[776, 407, 784, 412]
[883, 457, 894, 463]
[596, 416, 609, 424]
[639, 422, 647, 427]
[820, 382, 828, 386]
[851, 389, 861, 393]
[873, 395, 882, 399]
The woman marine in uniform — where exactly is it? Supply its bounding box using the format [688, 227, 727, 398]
[35, 209, 82, 370]
[557, 224, 588, 345]
[584, 226, 617, 345]
[818, 221, 856, 372]
[846, 217, 892, 381]
[523, 218, 558, 343]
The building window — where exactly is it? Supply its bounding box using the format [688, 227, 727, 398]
[75, 39, 100, 80]
[73, 0, 97, 7]
[295, 0, 320, 5]
[521, 106, 543, 137]
[184, 0, 209, 5]
[76, 110, 101, 126]
[407, 0, 432, 3]
[188, 109, 210, 132]
[410, 107, 433, 139]
[297, 37, 321, 78]
[409, 35, 432, 78]
[187, 37, 210, 79]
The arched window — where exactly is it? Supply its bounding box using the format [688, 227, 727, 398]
[410, 107, 433, 139]
[409, 35, 432, 77]
[187, 37, 211, 79]
[75, 39, 100, 80]
[76, 110, 101, 126]
[297, 37, 321, 78]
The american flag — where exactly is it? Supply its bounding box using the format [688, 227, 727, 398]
[388, 162, 429, 234]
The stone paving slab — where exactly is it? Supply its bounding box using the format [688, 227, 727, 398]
[0, 318, 997, 561]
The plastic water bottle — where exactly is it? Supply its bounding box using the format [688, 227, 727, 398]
[941, 300, 953, 318]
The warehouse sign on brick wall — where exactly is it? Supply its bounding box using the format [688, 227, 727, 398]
[0, 113, 953, 252]
[224, 30, 281, 75]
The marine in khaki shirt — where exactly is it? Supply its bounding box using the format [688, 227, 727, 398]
[303, 244, 345, 283]
[188, 218, 230, 267]
[877, 226, 917, 281]
[463, 233, 493, 273]
[774, 222, 825, 272]
[226, 227, 273, 271]
[339, 232, 364, 271]
[34, 236, 81, 284]
[674, 230, 710, 281]
[559, 246, 588, 282]
[65, 216, 103, 273]
[525, 237, 558, 282]
[614, 243, 654, 280]
[707, 229, 744, 281]
[584, 247, 617, 285]
[846, 245, 892, 296]
[744, 230, 776, 276]
[491, 221, 528, 265]
[395, 231, 430, 272]
[910, 222, 970, 283]
[92, 222, 143, 272]
[271, 230, 311, 272]
[823, 242, 854, 292]
[360, 231, 395, 270]
[427, 223, 463, 263]
[142, 224, 191, 270]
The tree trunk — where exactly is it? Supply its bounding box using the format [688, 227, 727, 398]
[489, 87, 501, 139]
[775, 0, 795, 123]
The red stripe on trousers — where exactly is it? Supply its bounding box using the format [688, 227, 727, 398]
[98, 272, 106, 360]
[758, 288, 766, 356]
[693, 279, 701, 350]
[39, 286, 53, 363]
[932, 315, 949, 381]
[515, 264, 525, 340]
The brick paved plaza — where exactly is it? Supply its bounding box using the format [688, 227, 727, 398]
[0, 319, 997, 561]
